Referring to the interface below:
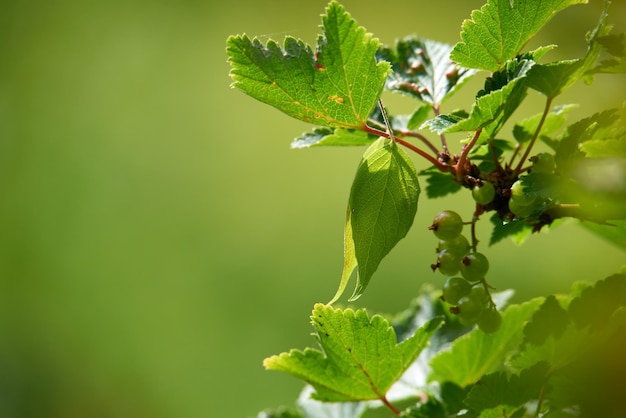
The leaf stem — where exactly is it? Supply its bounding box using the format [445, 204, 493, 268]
[380, 394, 401, 416]
[514, 98, 553, 174]
[401, 130, 440, 155]
[395, 137, 450, 171]
[363, 124, 449, 171]
[455, 128, 483, 182]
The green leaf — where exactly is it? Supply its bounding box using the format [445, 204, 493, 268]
[264, 304, 443, 402]
[419, 167, 462, 199]
[227, 2, 390, 129]
[291, 127, 376, 148]
[451, 0, 587, 72]
[428, 298, 543, 387]
[555, 109, 620, 172]
[512, 104, 577, 144]
[464, 362, 550, 412]
[422, 57, 534, 135]
[489, 213, 533, 246]
[347, 138, 420, 300]
[592, 33, 626, 74]
[401, 399, 447, 418]
[526, 1, 611, 98]
[523, 295, 570, 345]
[329, 206, 358, 305]
[568, 273, 626, 330]
[378, 37, 476, 105]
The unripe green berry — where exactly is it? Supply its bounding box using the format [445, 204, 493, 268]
[436, 249, 462, 276]
[429, 210, 463, 240]
[437, 235, 471, 256]
[460, 252, 490, 281]
[510, 180, 537, 207]
[472, 181, 496, 205]
[457, 295, 485, 324]
[509, 197, 534, 218]
[442, 277, 472, 305]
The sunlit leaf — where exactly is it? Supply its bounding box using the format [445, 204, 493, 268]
[428, 298, 543, 387]
[227, 2, 390, 129]
[347, 138, 420, 300]
[451, 0, 587, 72]
[264, 304, 443, 402]
[526, 1, 611, 98]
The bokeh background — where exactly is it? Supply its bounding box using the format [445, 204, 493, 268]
[1, 0, 625, 417]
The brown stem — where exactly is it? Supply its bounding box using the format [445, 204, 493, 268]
[455, 128, 483, 182]
[380, 394, 401, 416]
[400, 130, 440, 154]
[367, 118, 440, 155]
[396, 138, 450, 171]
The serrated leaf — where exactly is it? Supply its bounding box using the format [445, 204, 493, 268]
[428, 298, 543, 387]
[568, 273, 626, 330]
[579, 138, 626, 157]
[523, 295, 570, 345]
[292, 127, 376, 148]
[555, 109, 620, 172]
[592, 32, 626, 74]
[423, 58, 533, 135]
[379, 37, 476, 105]
[451, 0, 587, 72]
[418, 168, 462, 199]
[526, 1, 611, 98]
[489, 213, 533, 246]
[264, 304, 443, 402]
[464, 362, 550, 412]
[227, 2, 390, 129]
[347, 138, 420, 300]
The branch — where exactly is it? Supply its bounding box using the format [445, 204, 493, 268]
[455, 128, 483, 182]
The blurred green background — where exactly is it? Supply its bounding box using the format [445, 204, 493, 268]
[0, 0, 625, 417]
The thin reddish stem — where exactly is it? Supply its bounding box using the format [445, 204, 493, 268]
[380, 394, 401, 416]
[455, 128, 483, 182]
[396, 137, 450, 171]
[363, 125, 449, 171]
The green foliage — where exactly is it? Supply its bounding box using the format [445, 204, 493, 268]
[227, 0, 626, 416]
[429, 298, 543, 387]
[450, 0, 587, 72]
[337, 138, 420, 301]
[227, 1, 390, 129]
[378, 37, 476, 105]
[263, 304, 443, 402]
